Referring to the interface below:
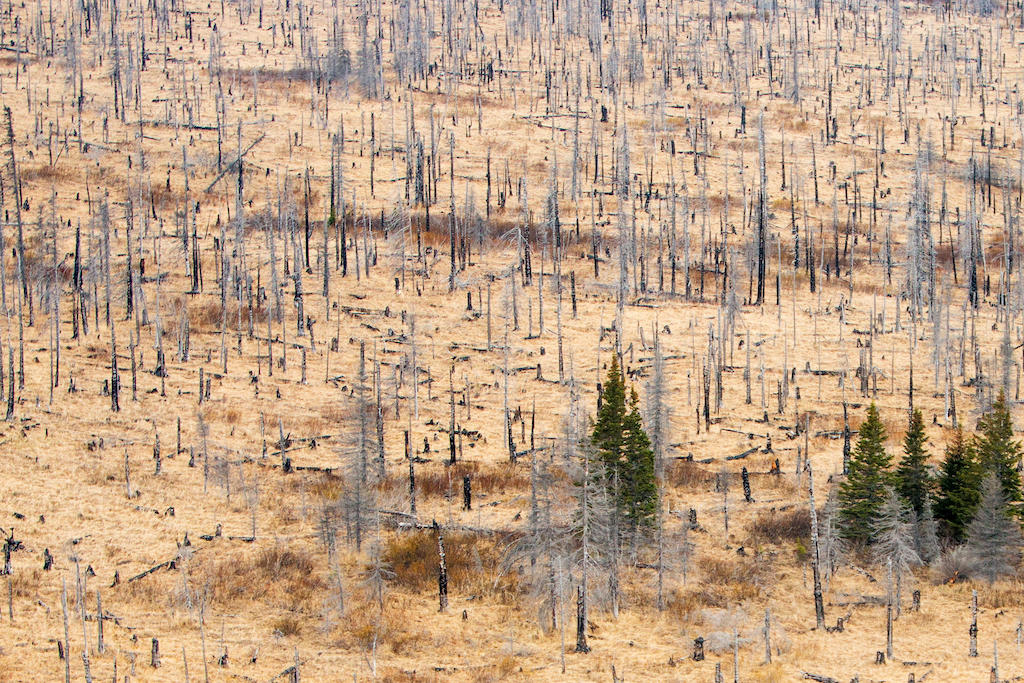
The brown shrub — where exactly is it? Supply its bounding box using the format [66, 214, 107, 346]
[666, 578, 762, 622]
[930, 546, 974, 585]
[484, 656, 519, 681]
[207, 545, 325, 611]
[665, 460, 714, 490]
[253, 546, 317, 576]
[119, 573, 170, 608]
[665, 588, 702, 624]
[21, 163, 80, 186]
[691, 579, 762, 608]
[333, 604, 428, 655]
[339, 609, 389, 650]
[409, 209, 525, 249]
[308, 472, 344, 501]
[748, 507, 811, 545]
[189, 299, 269, 332]
[10, 569, 41, 598]
[203, 404, 243, 425]
[270, 614, 304, 637]
[698, 554, 767, 585]
[681, 554, 772, 610]
[383, 530, 517, 597]
[977, 582, 1024, 608]
[414, 461, 528, 498]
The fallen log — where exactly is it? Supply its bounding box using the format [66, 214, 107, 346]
[721, 428, 766, 439]
[203, 134, 266, 193]
[269, 665, 298, 682]
[834, 593, 885, 606]
[726, 446, 760, 461]
[126, 560, 174, 583]
[802, 673, 841, 683]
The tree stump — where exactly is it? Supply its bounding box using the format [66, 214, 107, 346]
[692, 637, 704, 661]
[575, 585, 589, 653]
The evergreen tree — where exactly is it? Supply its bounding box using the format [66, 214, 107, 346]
[975, 390, 1024, 504]
[896, 408, 932, 517]
[593, 357, 627, 477]
[622, 389, 657, 532]
[838, 403, 893, 543]
[966, 473, 1023, 584]
[934, 428, 982, 542]
[591, 359, 658, 536]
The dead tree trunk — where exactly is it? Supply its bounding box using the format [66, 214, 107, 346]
[970, 590, 979, 657]
[808, 462, 826, 629]
[60, 578, 71, 683]
[435, 521, 448, 612]
[575, 585, 589, 653]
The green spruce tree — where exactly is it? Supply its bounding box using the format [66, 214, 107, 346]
[591, 358, 658, 537]
[934, 428, 982, 542]
[593, 357, 627, 478]
[838, 403, 893, 543]
[622, 388, 657, 533]
[895, 408, 932, 517]
[975, 390, 1024, 504]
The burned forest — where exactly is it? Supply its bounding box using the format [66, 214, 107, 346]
[1, 0, 1024, 678]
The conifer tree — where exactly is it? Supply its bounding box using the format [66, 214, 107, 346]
[896, 408, 932, 517]
[966, 473, 1023, 584]
[622, 389, 657, 533]
[591, 358, 658, 536]
[934, 428, 982, 542]
[838, 403, 893, 543]
[593, 357, 627, 477]
[975, 391, 1024, 505]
